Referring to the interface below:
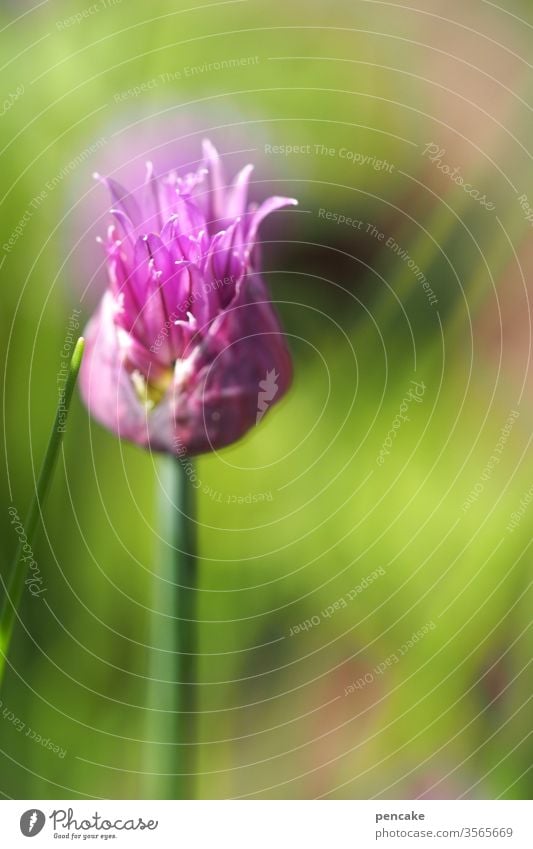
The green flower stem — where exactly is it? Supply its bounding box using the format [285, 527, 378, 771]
[147, 455, 198, 800]
[0, 336, 85, 689]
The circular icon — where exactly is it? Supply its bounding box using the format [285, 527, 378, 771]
[20, 809, 46, 837]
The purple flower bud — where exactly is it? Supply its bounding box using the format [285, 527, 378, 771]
[79, 141, 297, 455]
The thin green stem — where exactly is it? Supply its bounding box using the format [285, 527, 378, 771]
[0, 336, 85, 689]
[175, 457, 197, 798]
[147, 455, 197, 800]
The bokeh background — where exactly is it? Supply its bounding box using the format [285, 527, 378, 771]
[1, 0, 532, 799]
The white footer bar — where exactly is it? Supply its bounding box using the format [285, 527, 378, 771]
[0, 799, 530, 848]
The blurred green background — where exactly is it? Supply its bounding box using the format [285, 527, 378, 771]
[1, 0, 532, 799]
